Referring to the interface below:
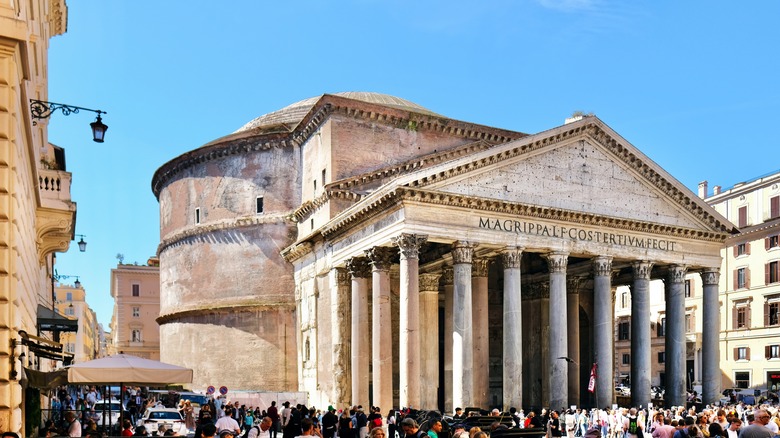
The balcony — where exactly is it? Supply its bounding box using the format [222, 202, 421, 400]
[38, 168, 72, 208]
[35, 168, 76, 263]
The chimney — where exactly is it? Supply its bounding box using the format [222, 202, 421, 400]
[698, 181, 708, 198]
[713, 185, 722, 195]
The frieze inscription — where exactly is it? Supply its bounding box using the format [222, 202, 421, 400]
[478, 217, 677, 251]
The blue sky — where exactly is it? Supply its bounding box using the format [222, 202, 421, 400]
[47, 1, 780, 327]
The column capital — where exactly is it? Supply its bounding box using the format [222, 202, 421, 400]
[335, 267, 350, 285]
[392, 233, 428, 260]
[700, 268, 720, 286]
[442, 265, 454, 285]
[452, 241, 476, 264]
[632, 260, 654, 280]
[592, 256, 613, 277]
[545, 251, 569, 273]
[419, 273, 442, 292]
[500, 247, 524, 269]
[365, 246, 396, 271]
[567, 276, 582, 294]
[667, 265, 688, 284]
[472, 258, 491, 278]
[346, 257, 372, 278]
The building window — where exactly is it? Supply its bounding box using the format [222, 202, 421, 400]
[310, 218, 314, 231]
[735, 347, 749, 361]
[738, 206, 748, 228]
[66, 343, 75, 353]
[657, 317, 666, 337]
[132, 307, 140, 317]
[766, 345, 780, 359]
[768, 261, 780, 285]
[771, 196, 780, 219]
[736, 267, 748, 289]
[768, 235, 779, 250]
[684, 280, 692, 298]
[256, 196, 264, 214]
[766, 297, 780, 326]
[734, 302, 750, 329]
[685, 313, 694, 333]
[195, 208, 200, 224]
[66, 292, 72, 301]
[322, 168, 327, 186]
[621, 291, 629, 308]
[658, 351, 666, 363]
[618, 321, 630, 341]
[736, 243, 748, 256]
[735, 371, 750, 388]
[622, 354, 630, 365]
[132, 284, 140, 297]
[131, 329, 142, 343]
[65, 307, 74, 316]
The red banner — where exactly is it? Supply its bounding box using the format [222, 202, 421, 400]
[588, 363, 597, 393]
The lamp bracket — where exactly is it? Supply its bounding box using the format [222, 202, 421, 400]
[30, 99, 106, 124]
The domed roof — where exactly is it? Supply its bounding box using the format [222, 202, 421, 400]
[235, 92, 441, 133]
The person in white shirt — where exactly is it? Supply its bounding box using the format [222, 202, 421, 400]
[727, 419, 742, 438]
[215, 406, 241, 436]
[249, 417, 274, 438]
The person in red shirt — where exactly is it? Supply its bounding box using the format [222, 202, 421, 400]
[120, 420, 134, 437]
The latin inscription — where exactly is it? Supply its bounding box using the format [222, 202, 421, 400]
[478, 217, 677, 251]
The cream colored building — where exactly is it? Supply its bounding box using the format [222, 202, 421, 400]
[54, 283, 99, 363]
[701, 173, 780, 392]
[110, 257, 161, 359]
[0, 0, 77, 434]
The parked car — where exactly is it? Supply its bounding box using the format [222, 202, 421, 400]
[137, 407, 188, 436]
[91, 399, 126, 429]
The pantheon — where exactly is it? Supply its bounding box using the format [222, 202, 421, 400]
[152, 92, 735, 412]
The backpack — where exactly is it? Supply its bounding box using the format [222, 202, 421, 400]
[628, 416, 640, 435]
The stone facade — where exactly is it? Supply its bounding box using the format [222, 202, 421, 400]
[0, 0, 76, 433]
[54, 284, 99, 364]
[154, 92, 734, 411]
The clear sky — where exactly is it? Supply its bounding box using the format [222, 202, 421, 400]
[47, 0, 780, 327]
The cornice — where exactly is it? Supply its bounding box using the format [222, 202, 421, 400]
[156, 301, 295, 325]
[280, 242, 313, 263]
[158, 214, 294, 256]
[48, 0, 67, 36]
[151, 95, 524, 200]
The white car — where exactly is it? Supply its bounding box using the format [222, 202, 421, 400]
[137, 407, 188, 436]
[91, 399, 124, 428]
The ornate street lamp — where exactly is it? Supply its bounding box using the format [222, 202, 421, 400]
[76, 234, 87, 252]
[29, 99, 109, 143]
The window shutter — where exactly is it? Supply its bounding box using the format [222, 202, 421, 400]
[734, 246, 739, 258]
[767, 345, 772, 359]
[748, 304, 752, 328]
[768, 238, 772, 251]
[747, 242, 751, 255]
[768, 264, 772, 286]
[747, 347, 751, 361]
[747, 267, 751, 288]
[734, 269, 738, 290]
[734, 348, 738, 361]
[766, 301, 771, 327]
[772, 196, 780, 219]
[739, 206, 747, 228]
[733, 306, 738, 329]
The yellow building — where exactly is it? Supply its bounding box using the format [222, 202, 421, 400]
[0, 0, 77, 434]
[110, 257, 161, 359]
[54, 283, 99, 363]
[702, 173, 780, 392]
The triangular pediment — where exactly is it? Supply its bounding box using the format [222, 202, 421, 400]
[395, 117, 734, 235]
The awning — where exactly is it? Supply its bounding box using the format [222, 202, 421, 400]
[36, 305, 78, 332]
[22, 367, 68, 390]
[19, 330, 74, 364]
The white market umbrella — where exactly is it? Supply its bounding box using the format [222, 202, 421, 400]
[67, 354, 193, 386]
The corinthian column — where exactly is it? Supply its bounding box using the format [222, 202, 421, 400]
[419, 272, 441, 410]
[501, 247, 523, 410]
[347, 257, 371, 405]
[592, 256, 614, 409]
[452, 241, 475, 410]
[472, 258, 490, 408]
[545, 251, 569, 410]
[701, 268, 721, 405]
[665, 265, 687, 407]
[392, 233, 428, 409]
[443, 266, 454, 413]
[332, 267, 352, 407]
[567, 277, 581, 406]
[631, 260, 654, 408]
[365, 246, 396, 412]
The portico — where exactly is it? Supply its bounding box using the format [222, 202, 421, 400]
[283, 116, 734, 410]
